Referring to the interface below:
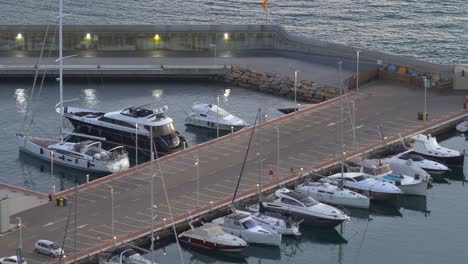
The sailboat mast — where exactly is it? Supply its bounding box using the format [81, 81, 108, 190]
[339, 62, 344, 188]
[59, 0, 64, 143]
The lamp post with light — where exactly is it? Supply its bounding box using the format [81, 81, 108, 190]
[356, 50, 360, 95]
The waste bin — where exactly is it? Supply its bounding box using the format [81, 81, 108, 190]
[56, 198, 64, 207]
[422, 112, 428, 121]
[417, 112, 423, 120]
[63, 197, 67, 206]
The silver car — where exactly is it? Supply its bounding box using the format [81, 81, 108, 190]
[34, 240, 64, 258]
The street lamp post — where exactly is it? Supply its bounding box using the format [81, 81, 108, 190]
[216, 96, 220, 141]
[16, 217, 22, 250]
[135, 123, 138, 165]
[338, 62, 345, 186]
[423, 76, 427, 120]
[195, 156, 200, 208]
[110, 185, 115, 245]
[356, 50, 360, 95]
[276, 127, 280, 180]
[50, 151, 54, 197]
[294, 70, 298, 111]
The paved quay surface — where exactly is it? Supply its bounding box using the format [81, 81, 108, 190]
[0, 81, 466, 263]
[0, 51, 376, 86]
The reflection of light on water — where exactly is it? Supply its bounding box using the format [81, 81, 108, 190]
[223, 88, 231, 103]
[83, 88, 98, 107]
[152, 89, 163, 100]
[15, 88, 28, 115]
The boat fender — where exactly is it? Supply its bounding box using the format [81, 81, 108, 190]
[40, 148, 44, 155]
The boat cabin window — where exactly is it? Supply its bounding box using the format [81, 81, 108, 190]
[200, 114, 207, 117]
[98, 116, 135, 128]
[353, 175, 367, 182]
[242, 219, 258, 229]
[299, 196, 319, 207]
[281, 198, 302, 207]
[410, 155, 424, 161]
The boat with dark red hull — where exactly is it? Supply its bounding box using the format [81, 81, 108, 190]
[178, 222, 247, 252]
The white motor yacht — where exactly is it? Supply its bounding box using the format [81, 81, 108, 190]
[322, 172, 403, 200]
[390, 150, 449, 175]
[361, 160, 428, 197]
[16, 136, 129, 174]
[260, 188, 349, 228]
[178, 221, 247, 252]
[102, 248, 152, 264]
[456, 119, 468, 133]
[296, 180, 370, 209]
[58, 105, 185, 158]
[411, 134, 464, 166]
[238, 204, 302, 236]
[185, 104, 247, 131]
[211, 212, 282, 246]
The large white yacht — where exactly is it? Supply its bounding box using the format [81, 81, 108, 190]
[361, 160, 428, 197]
[178, 221, 247, 252]
[185, 104, 247, 131]
[259, 188, 349, 228]
[296, 180, 370, 209]
[16, 136, 129, 173]
[57, 105, 186, 158]
[410, 134, 464, 166]
[211, 212, 282, 246]
[323, 173, 403, 200]
[388, 150, 449, 175]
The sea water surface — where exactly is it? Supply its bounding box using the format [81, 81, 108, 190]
[0, 0, 466, 67]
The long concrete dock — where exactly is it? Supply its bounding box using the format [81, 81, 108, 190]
[0, 80, 466, 263]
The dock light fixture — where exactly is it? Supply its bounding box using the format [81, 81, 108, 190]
[85, 33, 92, 41]
[16, 33, 23, 41]
[223, 33, 229, 40]
[153, 34, 160, 42]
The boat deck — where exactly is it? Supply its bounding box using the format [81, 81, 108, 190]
[1, 81, 467, 263]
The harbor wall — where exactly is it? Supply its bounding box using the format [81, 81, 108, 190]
[0, 25, 454, 76]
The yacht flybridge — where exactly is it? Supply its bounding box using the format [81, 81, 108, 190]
[57, 105, 186, 158]
[185, 104, 247, 131]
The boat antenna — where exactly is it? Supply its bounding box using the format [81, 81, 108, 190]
[231, 108, 260, 206]
[338, 62, 345, 189]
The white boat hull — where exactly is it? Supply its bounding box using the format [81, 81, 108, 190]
[218, 226, 281, 246]
[185, 116, 246, 131]
[397, 181, 428, 196]
[16, 135, 129, 174]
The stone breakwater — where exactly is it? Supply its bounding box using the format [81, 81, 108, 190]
[215, 66, 340, 103]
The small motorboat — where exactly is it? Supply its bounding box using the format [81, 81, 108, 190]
[377, 156, 432, 182]
[456, 119, 468, 133]
[361, 160, 428, 197]
[322, 172, 403, 200]
[260, 188, 350, 228]
[296, 180, 370, 209]
[211, 212, 282, 246]
[16, 135, 130, 174]
[411, 134, 464, 166]
[390, 150, 449, 175]
[240, 203, 302, 236]
[101, 248, 152, 264]
[178, 220, 248, 252]
[185, 104, 247, 131]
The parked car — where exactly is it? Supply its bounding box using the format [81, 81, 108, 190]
[0, 256, 27, 264]
[34, 240, 64, 258]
